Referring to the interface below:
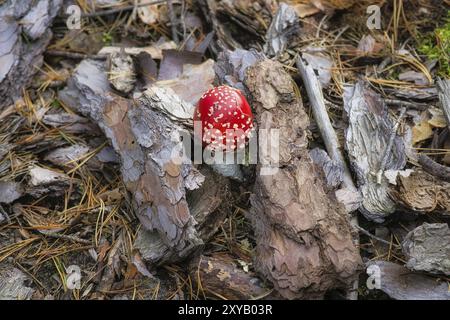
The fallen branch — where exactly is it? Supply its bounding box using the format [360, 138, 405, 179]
[385, 99, 428, 110]
[418, 154, 450, 182]
[297, 56, 361, 299]
[42, 232, 92, 245]
[353, 225, 400, 249]
[45, 50, 107, 60]
[296, 57, 356, 192]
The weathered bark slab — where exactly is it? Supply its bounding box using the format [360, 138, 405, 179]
[0, 0, 62, 110]
[215, 48, 264, 93]
[310, 148, 344, 189]
[27, 166, 72, 198]
[343, 81, 406, 222]
[59, 59, 233, 265]
[200, 0, 270, 52]
[134, 166, 231, 264]
[389, 169, 450, 215]
[366, 261, 450, 300]
[187, 166, 231, 241]
[245, 60, 361, 299]
[59, 59, 207, 264]
[190, 254, 273, 300]
[42, 112, 100, 134]
[264, 3, 298, 57]
[0, 264, 35, 300]
[402, 223, 450, 276]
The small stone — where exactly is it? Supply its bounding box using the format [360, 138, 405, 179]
[0, 181, 23, 204]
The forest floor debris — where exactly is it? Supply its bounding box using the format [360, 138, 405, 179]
[0, 0, 449, 300]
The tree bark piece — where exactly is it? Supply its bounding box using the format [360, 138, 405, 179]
[187, 166, 231, 241]
[402, 223, 450, 276]
[27, 166, 72, 198]
[245, 60, 361, 299]
[215, 49, 264, 93]
[0, 0, 62, 110]
[59, 59, 207, 264]
[366, 261, 450, 300]
[264, 3, 298, 57]
[297, 57, 360, 208]
[0, 264, 35, 300]
[134, 166, 231, 264]
[297, 57, 361, 299]
[190, 254, 273, 300]
[389, 169, 450, 215]
[343, 81, 406, 222]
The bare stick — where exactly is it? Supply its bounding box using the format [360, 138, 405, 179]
[43, 232, 92, 245]
[46, 50, 107, 60]
[385, 99, 428, 110]
[354, 225, 400, 249]
[297, 56, 360, 300]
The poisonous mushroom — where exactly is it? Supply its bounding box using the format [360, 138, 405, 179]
[194, 85, 254, 151]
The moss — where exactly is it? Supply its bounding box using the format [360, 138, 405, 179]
[51, 99, 61, 109]
[418, 11, 450, 78]
[102, 32, 114, 45]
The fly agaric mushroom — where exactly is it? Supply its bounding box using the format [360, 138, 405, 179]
[194, 85, 254, 151]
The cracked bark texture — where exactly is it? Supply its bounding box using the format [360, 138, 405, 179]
[59, 59, 214, 264]
[245, 60, 361, 299]
[366, 261, 450, 300]
[134, 165, 231, 264]
[343, 81, 406, 222]
[0, 264, 35, 300]
[189, 254, 274, 300]
[187, 166, 231, 241]
[0, 0, 62, 110]
[389, 169, 450, 215]
[402, 223, 450, 276]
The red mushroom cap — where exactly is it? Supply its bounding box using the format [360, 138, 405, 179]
[194, 85, 254, 151]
